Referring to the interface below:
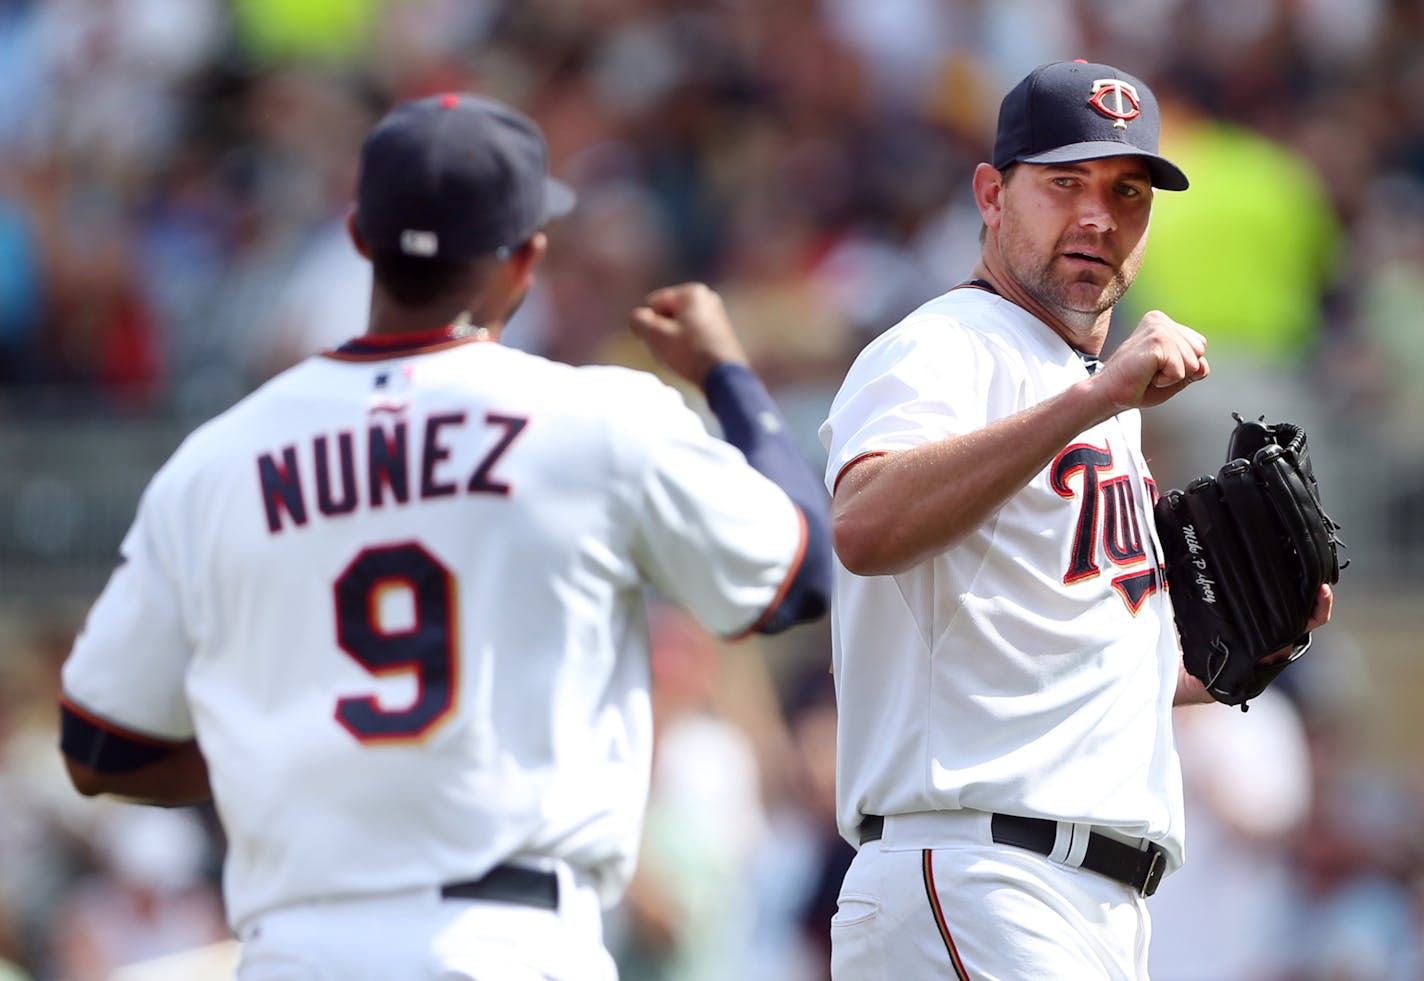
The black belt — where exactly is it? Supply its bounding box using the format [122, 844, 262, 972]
[857, 813, 1166, 897]
[440, 864, 559, 910]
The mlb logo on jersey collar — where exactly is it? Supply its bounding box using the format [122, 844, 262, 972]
[373, 364, 415, 390]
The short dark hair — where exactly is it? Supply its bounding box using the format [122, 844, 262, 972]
[370, 251, 484, 307]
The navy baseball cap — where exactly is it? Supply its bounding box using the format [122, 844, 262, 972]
[992, 61, 1189, 191]
[355, 93, 577, 260]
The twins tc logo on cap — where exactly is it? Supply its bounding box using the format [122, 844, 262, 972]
[1088, 79, 1142, 130]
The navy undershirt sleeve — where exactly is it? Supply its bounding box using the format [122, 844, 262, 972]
[61, 703, 180, 772]
[703, 362, 831, 633]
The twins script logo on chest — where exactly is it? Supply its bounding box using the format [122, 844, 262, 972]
[1050, 441, 1166, 614]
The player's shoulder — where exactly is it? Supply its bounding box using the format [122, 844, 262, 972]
[503, 349, 689, 412]
[510, 352, 663, 393]
[150, 364, 310, 485]
[569, 362, 683, 410]
[855, 286, 1020, 364]
[491, 357, 709, 477]
[444, 348, 704, 454]
[452, 344, 675, 402]
[904, 286, 1028, 339]
[202, 357, 321, 430]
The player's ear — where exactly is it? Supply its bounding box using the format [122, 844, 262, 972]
[508, 231, 548, 287]
[972, 162, 1008, 230]
[346, 208, 371, 259]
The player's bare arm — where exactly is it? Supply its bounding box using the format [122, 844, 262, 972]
[834, 313, 1208, 576]
[64, 739, 212, 807]
[628, 282, 749, 389]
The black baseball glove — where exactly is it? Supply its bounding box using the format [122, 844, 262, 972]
[1153, 414, 1344, 710]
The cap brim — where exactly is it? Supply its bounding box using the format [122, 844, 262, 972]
[545, 176, 577, 221]
[1018, 142, 1189, 191]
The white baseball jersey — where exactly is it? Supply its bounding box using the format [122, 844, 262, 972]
[62, 330, 806, 932]
[819, 285, 1186, 872]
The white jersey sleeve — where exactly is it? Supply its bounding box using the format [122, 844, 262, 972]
[622, 380, 803, 636]
[821, 306, 1020, 489]
[63, 463, 196, 741]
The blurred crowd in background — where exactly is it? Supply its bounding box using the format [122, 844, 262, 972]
[2, 0, 1423, 978]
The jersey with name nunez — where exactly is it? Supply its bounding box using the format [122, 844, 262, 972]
[61, 335, 804, 931]
[819, 287, 1186, 872]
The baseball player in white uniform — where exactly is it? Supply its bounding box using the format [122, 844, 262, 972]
[820, 61, 1332, 979]
[59, 93, 831, 980]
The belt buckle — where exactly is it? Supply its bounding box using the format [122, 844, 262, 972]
[1140, 848, 1165, 897]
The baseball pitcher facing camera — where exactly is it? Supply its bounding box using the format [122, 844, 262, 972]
[821, 61, 1334, 979]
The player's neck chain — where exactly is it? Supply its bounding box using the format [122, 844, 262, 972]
[448, 310, 491, 340]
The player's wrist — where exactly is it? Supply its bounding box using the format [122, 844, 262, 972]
[1060, 375, 1122, 430]
[1174, 662, 1217, 706]
[701, 359, 753, 392]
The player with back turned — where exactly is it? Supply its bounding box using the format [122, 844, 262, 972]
[58, 93, 831, 979]
[819, 61, 1335, 979]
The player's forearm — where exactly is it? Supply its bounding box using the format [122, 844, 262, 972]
[64, 741, 213, 806]
[704, 362, 832, 630]
[832, 377, 1116, 576]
